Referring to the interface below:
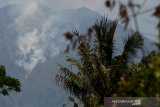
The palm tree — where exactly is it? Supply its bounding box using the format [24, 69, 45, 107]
[56, 17, 144, 106]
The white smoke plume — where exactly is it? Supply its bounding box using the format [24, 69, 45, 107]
[11, 0, 103, 73]
[15, 2, 68, 73]
[16, 29, 46, 72]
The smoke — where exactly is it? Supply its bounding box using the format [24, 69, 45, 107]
[15, 29, 46, 72]
[15, 2, 68, 73]
[10, 0, 102, 73]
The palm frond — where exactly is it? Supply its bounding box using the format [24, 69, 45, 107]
[104, 20, 118, 64]
[56, 65, 92, 97]
[66, 57, 82, 70]
[93, 17, 118, 65]
[122, 32, 144, 63]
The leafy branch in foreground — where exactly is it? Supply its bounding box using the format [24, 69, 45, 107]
[0, 65, 21, 96]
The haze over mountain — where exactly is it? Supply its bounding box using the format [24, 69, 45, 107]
[0, 3, 157, 107]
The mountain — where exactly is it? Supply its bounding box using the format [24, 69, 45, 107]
[0, 4, 157, 107]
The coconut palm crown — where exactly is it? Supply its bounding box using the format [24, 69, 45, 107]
[56, 17, 144, 106]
